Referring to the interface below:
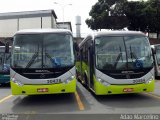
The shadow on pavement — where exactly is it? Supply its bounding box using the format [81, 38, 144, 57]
[11, 93, 79, 113]
[0, 83, 10, 88]
[93, 93, 160, 108]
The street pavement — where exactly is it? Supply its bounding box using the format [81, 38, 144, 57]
[0, 81, 160, 120]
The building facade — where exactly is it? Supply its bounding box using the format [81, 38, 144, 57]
[0, 9, 57, 44]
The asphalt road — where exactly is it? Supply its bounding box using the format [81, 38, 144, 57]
[1, 81, 160, 120]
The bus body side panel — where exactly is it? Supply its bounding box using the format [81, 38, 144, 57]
[76, 62, 89, 84]
[76, 49, 89, 85]
[76, 61, 81, 79]
[10, 78, 76, 95]
[93, 75, 154, 95]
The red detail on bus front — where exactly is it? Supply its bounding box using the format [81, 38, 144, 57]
[123, 88, 134, 92]
[37, 88, 48, 92]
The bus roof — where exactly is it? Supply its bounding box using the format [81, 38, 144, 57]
[15, 29, 72, 35]
[79, 31, 147, 48]
[92, 31, 146, 38]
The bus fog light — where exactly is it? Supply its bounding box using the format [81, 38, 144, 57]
[71, 75, 74, 79]
[11, 78, 15, 82]
[97, 78, 110, 86]
[63, 79, 70, 84]
[145, 76, 154, 84]
[12, 78, 23, 86]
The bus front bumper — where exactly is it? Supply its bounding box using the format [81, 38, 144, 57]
[10, 79, 76, 95]
[94, 80, 155, 95]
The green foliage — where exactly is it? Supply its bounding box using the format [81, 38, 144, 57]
[86, 0, 160, 36]
[85, 0, 128, 30]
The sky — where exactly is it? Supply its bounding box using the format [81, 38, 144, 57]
[0, 0, 144, 37]
[0, 0, 98, 37]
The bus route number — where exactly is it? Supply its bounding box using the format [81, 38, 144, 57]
[133, 79, 145, 84]
[47, 79, 62, 84]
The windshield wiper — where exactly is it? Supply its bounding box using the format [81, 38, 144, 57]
[25, 52, 39, 68]
[129, 45, 138, 61]
[114, 46, 123, 68]
[44, 52, 62, 67]
[129, 45, 144, 68]
[114, 52, 122, 68]
[44, 52, 54, 67]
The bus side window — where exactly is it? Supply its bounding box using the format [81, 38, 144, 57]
[84, 44, 88, 63]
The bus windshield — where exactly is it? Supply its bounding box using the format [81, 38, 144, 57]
[12, 33, 74, 68]
[95, 36, 153, 70]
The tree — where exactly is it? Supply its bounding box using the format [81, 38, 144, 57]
[125, 0, 160, 38]
[124, 1, 147, 31]
[85, 0, 128, 30]
[86, 0, 160, 38]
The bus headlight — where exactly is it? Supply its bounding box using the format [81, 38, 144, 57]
[12, 78, 24, 86]
[145, 76, 154, 84]
[63, 76, 75, 84]
[97, 78, 110, 86]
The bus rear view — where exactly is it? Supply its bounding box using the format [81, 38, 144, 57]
[10, 29, 76, 95]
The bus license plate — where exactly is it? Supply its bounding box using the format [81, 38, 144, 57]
[133, 79, 145, 84]
[123, 88, 134, 92]
[37, 88, 48, 92]
[47, 79, 62, 84]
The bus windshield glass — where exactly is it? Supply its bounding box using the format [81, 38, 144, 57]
[12, 33, 74, 68]
[0, 46, 11, 72]
[95, 36, 153, 70]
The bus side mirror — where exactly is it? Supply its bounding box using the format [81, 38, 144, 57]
[151, 47, 156, 54]
[5, 42, 9, 53]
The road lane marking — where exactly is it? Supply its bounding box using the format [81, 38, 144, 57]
[74, 91, 85, 111]
[0, 95, 13, 103]
[144, 93, 160, 100]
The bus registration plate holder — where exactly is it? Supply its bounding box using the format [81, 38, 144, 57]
[37, 88, 48, 92]
[123, 88, 134, 92]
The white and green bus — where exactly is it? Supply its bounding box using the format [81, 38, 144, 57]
[10, 29, 76, 95]
[151, 44, 160, 77]
[76, 31, 155, 95]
